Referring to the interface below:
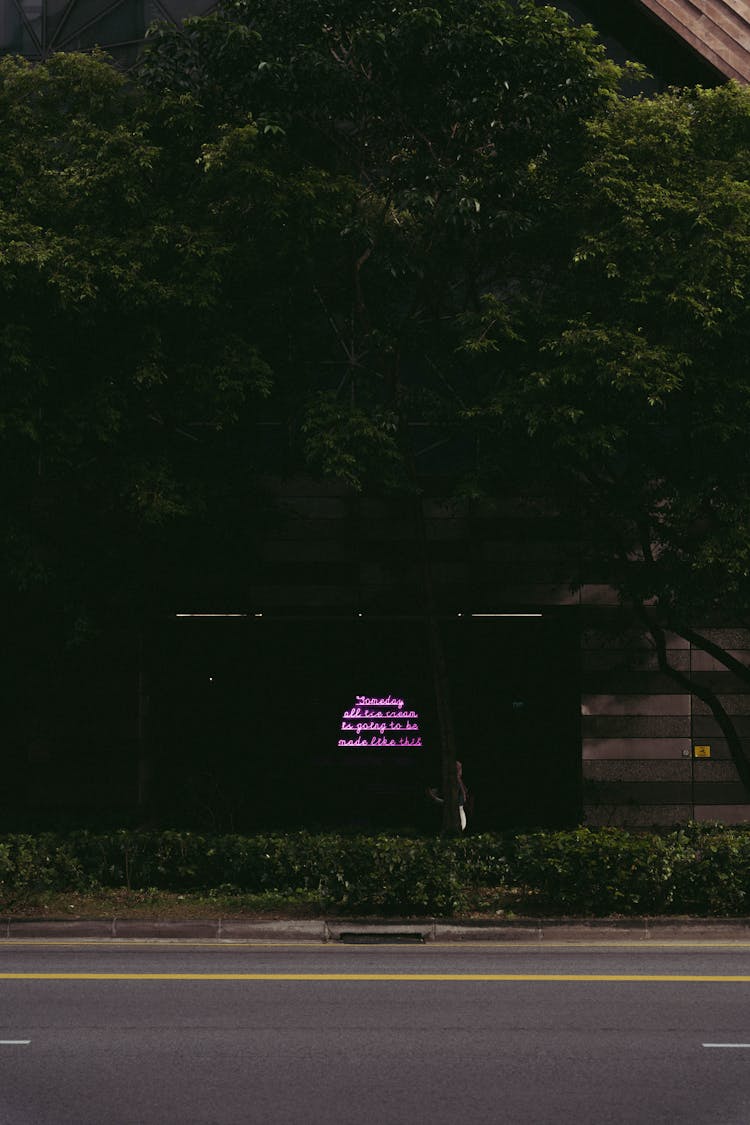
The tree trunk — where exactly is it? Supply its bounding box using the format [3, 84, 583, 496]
[136, 631, 154, 821]
[411, 494, 462, 834]
[427, 614, 462, 834]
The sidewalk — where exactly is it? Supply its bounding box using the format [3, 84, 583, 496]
[3, 916, 750, 941]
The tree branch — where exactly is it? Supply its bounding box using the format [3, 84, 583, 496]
[633, 604, 750, 796]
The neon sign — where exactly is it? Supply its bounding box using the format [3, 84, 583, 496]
[338, 695, 423, 748]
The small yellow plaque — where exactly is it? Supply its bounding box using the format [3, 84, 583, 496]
[694, 745, 711, 758]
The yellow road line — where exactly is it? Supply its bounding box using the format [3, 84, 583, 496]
[2, 972, 750, 982]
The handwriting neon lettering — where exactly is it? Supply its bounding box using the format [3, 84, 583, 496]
[339, 695, 422, 750]
[343, 709, 418, 720]
[338, 738, 422, 748]
[356, 696, 404, 708]
[340, 722, 420, 734]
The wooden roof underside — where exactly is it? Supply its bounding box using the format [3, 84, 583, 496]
[637, 0, 750, 83]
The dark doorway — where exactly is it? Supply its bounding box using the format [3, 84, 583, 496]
[149, 615, 580, 831]
[442, 616, 581, 830]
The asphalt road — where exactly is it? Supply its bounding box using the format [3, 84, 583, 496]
[2, 940, 750, 1124]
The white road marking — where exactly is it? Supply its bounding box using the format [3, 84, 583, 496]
[0, 1040, 30, 1045]
[703, 1044, 750, 1048]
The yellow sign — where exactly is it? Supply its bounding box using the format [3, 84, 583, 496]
[694, 745, 711, 758]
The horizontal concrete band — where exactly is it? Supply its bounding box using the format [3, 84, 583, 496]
[583, 761, 741, 781]
[4, 918, 750, 942]
[583, 738, 745, 759]
[582, 781, 749, 802]
[583, 803, 750, 826]
[582, 695, 691, 716]
[582, 673, 750, 695]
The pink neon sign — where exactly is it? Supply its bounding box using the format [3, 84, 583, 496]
[338, 695, 423, 748]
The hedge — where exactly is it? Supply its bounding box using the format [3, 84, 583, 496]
[2, 826, 750, 916]
[512, 825, 750, 915]
[0, 831, 483, 915]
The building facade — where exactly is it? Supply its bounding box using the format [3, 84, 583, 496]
[0, 0, 216, 67]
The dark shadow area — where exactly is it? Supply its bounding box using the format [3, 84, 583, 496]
[149, 615, 581, 832]
[2, 608, 140, 831]
[442, 617, 581, 831]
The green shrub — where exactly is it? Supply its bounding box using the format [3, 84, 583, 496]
[511, 827, 675, 915]
[0, 830, 468, 915]
[0, 834, 91, 904]
[668, 823, 750, 915]
[3, 825, 750, 917]
[445, 833, 510, 887]
[313, 835, 466, 915]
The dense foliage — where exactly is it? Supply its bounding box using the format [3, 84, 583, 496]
[0, 1, 622, 623]
[3, 826, 750, 916]
[471, 81, 750, 784]
[470, 83, 750, 624]
[0, 1, 626, 829]
[5, 3, 750, 824]
[6, 9, 750, 629]
[0, 51, 273, 623]
[0, 830, 479, 914]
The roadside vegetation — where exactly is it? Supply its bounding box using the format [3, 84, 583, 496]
[2, 826, 750, 919]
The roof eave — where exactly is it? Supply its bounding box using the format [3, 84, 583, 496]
[635, 0, 750, 85]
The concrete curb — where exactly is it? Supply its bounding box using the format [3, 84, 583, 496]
[3, 917, 750, 941]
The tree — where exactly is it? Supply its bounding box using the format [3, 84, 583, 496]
[462, 82, 750, 790]
[0, 50, 276, 619]
[0, 50, 276, 817]
[138, 0, 623, 829]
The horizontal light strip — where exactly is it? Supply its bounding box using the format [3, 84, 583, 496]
[165, 614, 557, 621]
[174, 614, 248, 618]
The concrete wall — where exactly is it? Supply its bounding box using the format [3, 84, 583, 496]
[581, 623, 750, 826]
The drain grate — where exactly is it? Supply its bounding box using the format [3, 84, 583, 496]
[338, 932, 426, 944]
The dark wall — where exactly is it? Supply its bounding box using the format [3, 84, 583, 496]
[3, 613, 139, 828]
[148, 615, 581, 831]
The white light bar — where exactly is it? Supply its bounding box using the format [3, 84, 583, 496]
[175, 613, 249, 618]
[470, 613, 543, 618]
